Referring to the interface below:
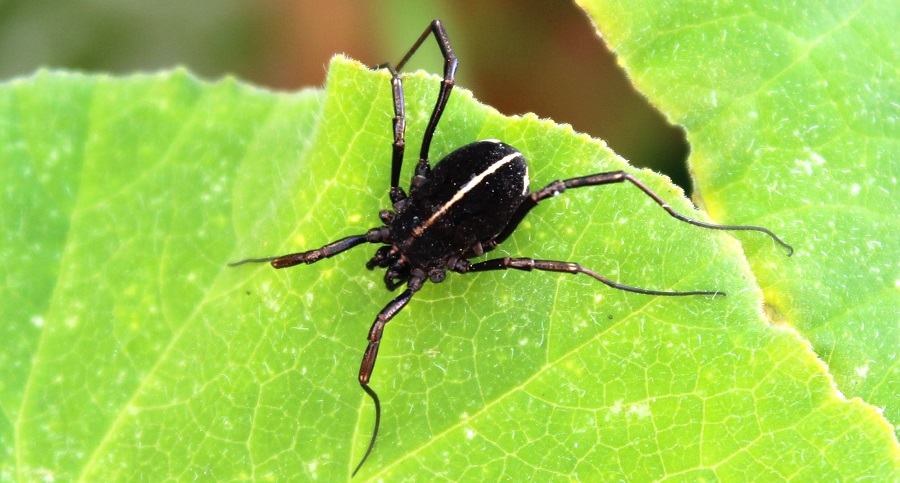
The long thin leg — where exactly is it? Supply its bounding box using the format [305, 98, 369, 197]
[375, 63, 408, 204]
[461, 257, 725, 297]
[352, 272, 426, 477]
[229, 227, 388, 269]
[493, 171, 793, 256]
[377, 19, 458, 203]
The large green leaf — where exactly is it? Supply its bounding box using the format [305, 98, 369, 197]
[577, 0, 899, 441]
[2, 37, 897, 483]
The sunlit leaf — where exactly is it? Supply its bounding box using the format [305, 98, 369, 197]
[2, 22, 897, 482]
[577, 0, 899, 444]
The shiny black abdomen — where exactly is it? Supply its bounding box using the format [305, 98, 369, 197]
[392, 140, 529, 267]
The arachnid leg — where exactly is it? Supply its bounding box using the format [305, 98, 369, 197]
[229, 228, 389, 269]
[494, 171, 793, 256]
[375, 19, 458, 200]
[352, 271, 426, 477]
[462, 257, 726, 297]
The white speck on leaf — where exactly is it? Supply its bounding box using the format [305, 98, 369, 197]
[609, 400, 623, 415]
[627, 402, 652, 419]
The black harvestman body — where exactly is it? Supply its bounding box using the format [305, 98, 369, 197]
[231, 19, 793, 477]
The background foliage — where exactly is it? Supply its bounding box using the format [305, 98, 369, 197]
[0, 0, 691, 188]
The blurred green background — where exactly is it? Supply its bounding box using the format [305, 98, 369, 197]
[0, 0, 690, 190]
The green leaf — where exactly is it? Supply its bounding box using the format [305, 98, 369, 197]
[577, 0, 899, 442]
[2, 38, 897, 483]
